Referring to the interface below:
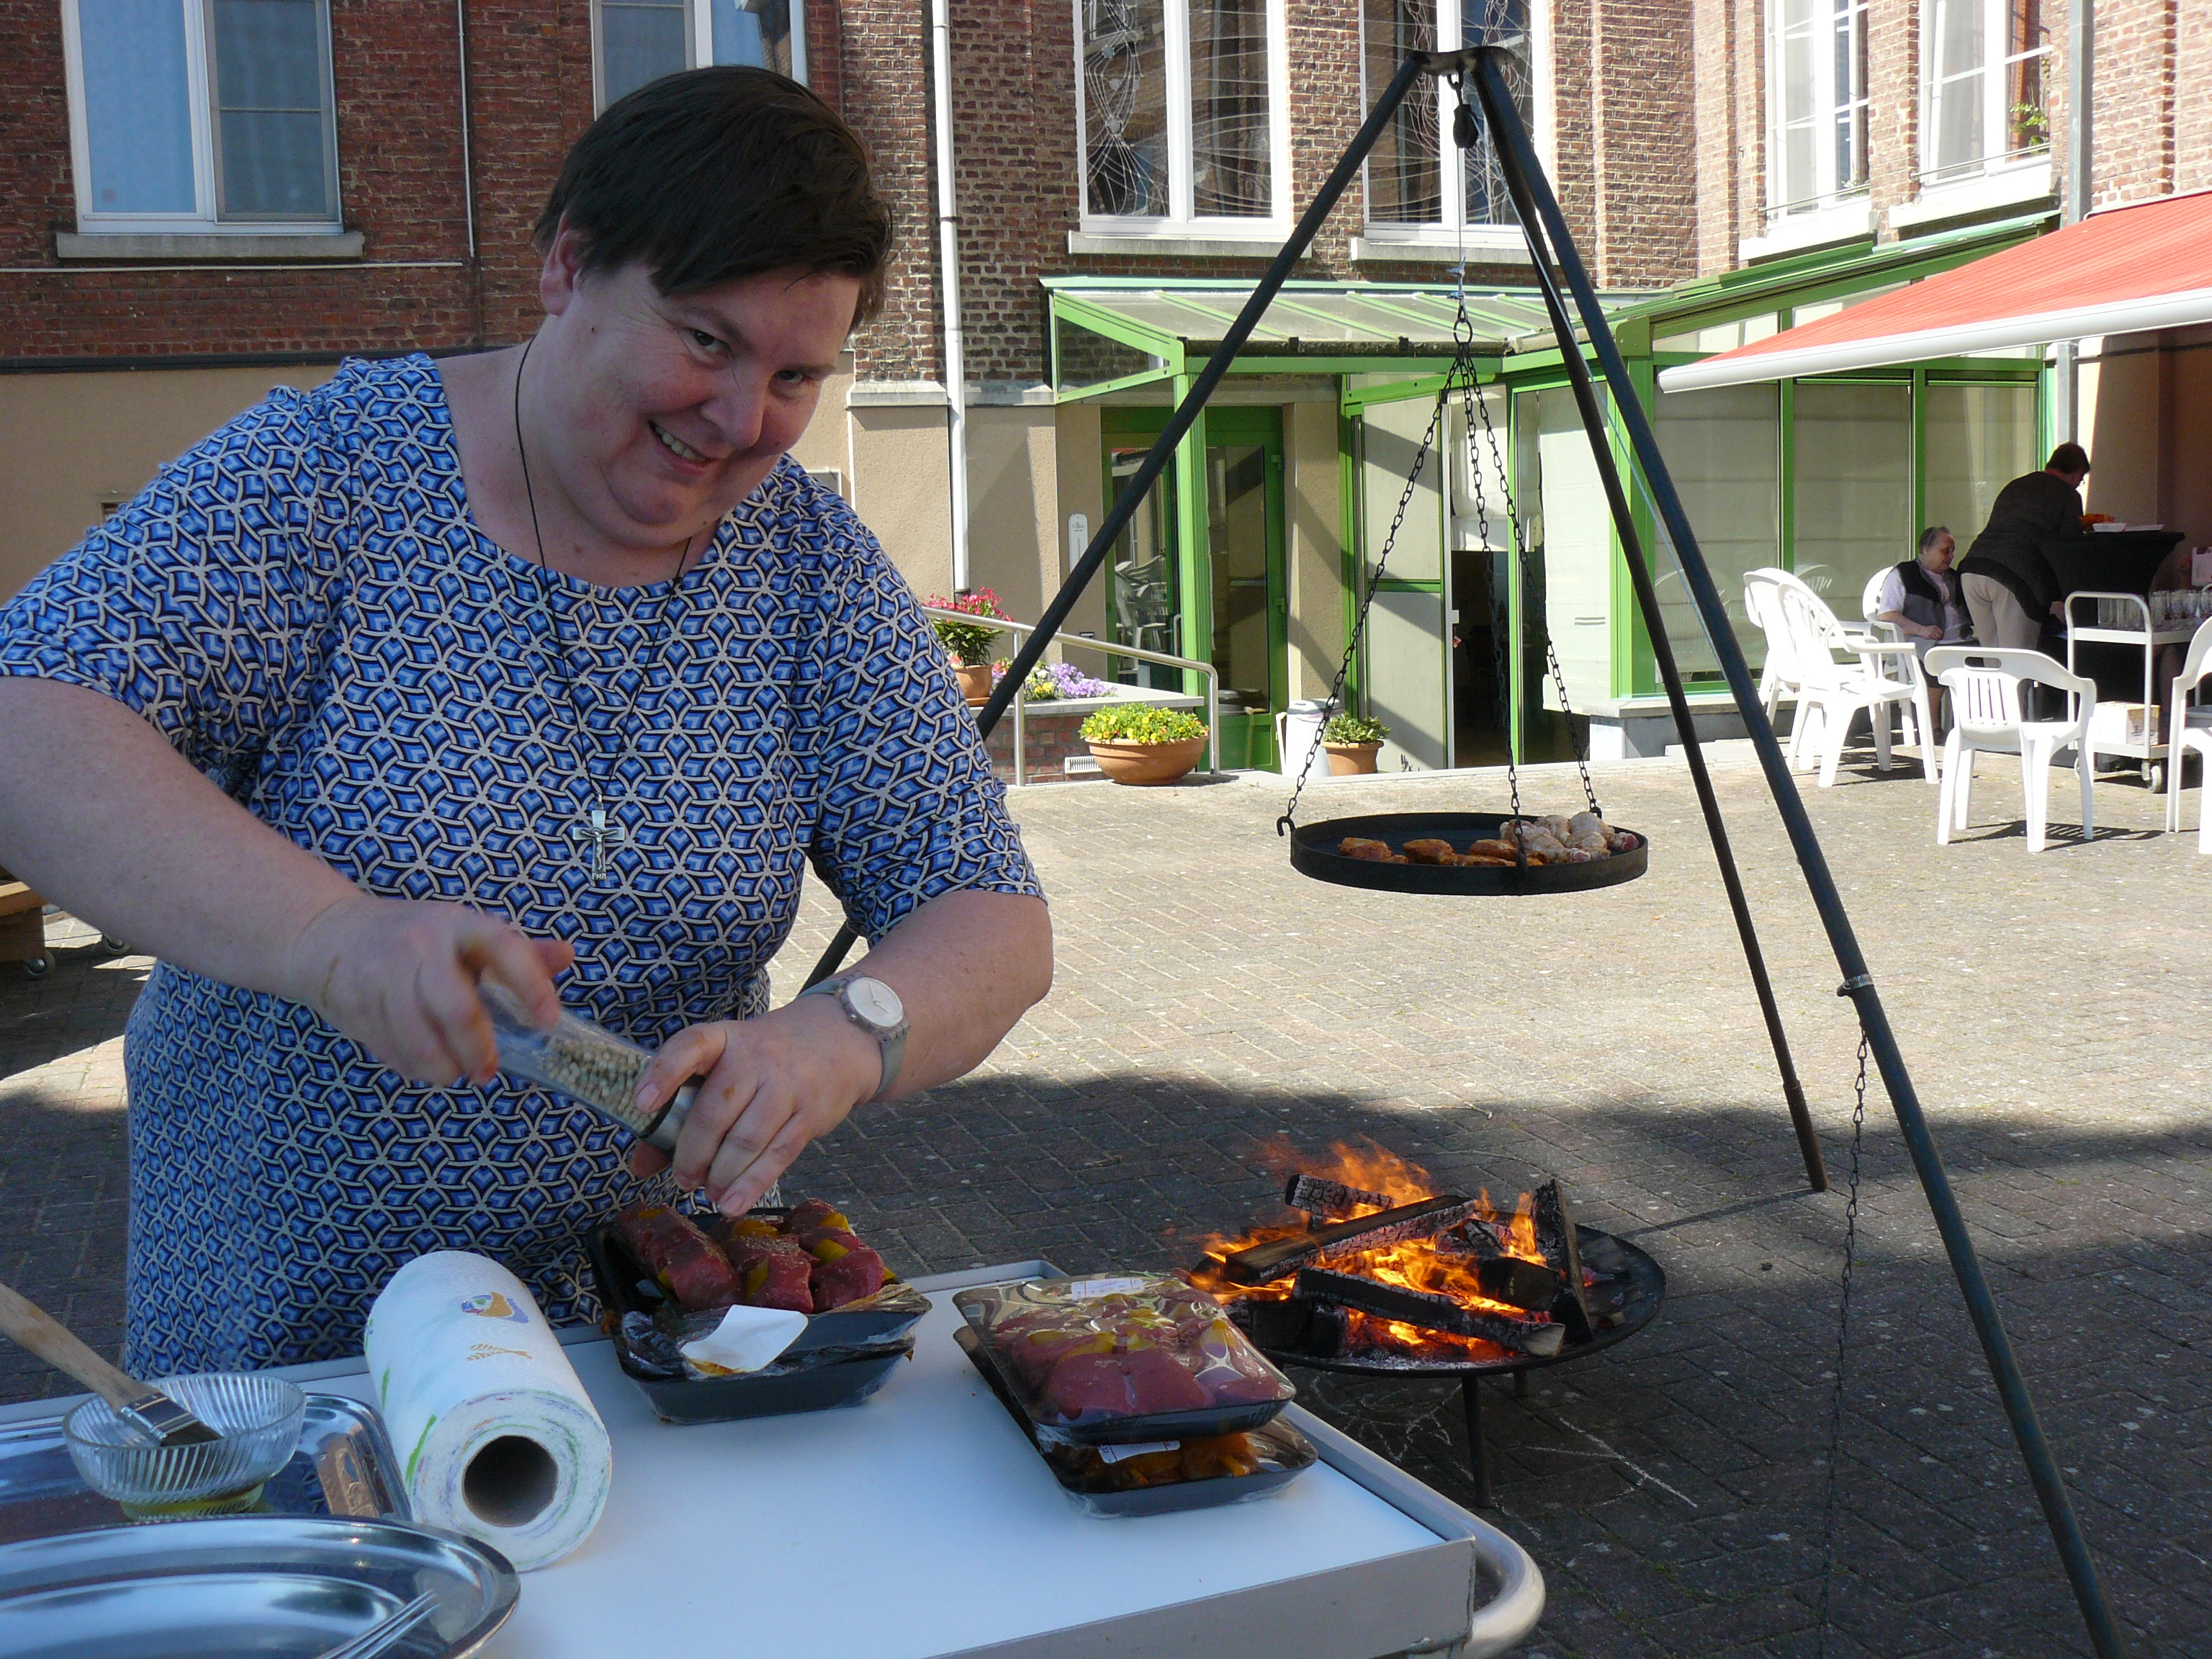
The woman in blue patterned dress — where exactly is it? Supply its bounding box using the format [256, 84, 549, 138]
[0, 70, 1051, 1374]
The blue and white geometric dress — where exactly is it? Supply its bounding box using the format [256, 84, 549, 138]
[0, 354, 1041, 1375]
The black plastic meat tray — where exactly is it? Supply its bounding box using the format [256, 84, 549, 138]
[955, 1328, 1317, 1518]
[1290, 811, 1649, 895]
[582, 1219, 925, 1425]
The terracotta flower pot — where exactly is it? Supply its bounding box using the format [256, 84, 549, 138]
[953, 662, 995, 704]
[1324, 741, 1382, 775]
[1087, 735, 1207, 786]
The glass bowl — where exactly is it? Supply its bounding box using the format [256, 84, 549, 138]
[64, 1373, 306, 1518]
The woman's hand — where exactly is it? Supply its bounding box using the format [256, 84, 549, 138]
[624, 998, 881, 1215]
[286, 895, 572, 1085]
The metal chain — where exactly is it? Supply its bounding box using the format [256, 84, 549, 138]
[1453, 366, 1524, 830]
[1470, 364, 1600, 815]
[1815, 1025, 1871, 1656]
[1277, 374, 1457, 835]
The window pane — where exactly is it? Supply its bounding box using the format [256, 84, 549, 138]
[1462, 0, 1529, 226]
[709, 0, 796, 80]
[1651, 383, 1781, 678]
[78, 0, 197, 215]
[1783, 27, 1817, 190]
[1364, 0, 1439, 224]
[1934, 66, 1982, 171]
[1791, 381, 1912, 614]
[1189, 0, 1271, 216]
[1083, 0, 1169, 216]
[1923, 382, 2038, 547]
[602, 1, 688, 105]
[1934, 0, 1981, 81]
[212, 0, 332, 218]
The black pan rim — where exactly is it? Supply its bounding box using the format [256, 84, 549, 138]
[1289, 811, 1649, 895]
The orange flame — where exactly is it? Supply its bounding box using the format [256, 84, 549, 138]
[1187, 1141, 1557, 1364]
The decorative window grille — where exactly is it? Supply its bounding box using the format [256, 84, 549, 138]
[1358, 0, 1535, 233]
[1077, 0, 1287, 229]
[1922, 0, 2048, 184]
[1769, 0, 1870, 215]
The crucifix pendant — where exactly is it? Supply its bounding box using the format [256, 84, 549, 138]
[570, 804, 630, 878]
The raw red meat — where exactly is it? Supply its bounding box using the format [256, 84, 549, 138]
[740, 1249, 815, 1313]
[1040, 1344, 1210, 1423]
[809, 1247, 886, 1310]
[616, 1203, 740, 1312]
[799, 1228, 865, 1262]
[781, 1198, 847, 1235]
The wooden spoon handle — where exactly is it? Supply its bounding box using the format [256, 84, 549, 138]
[0, 1280, 144, 1409]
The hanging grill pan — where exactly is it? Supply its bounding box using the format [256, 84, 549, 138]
[1289, 811, 1649, 896]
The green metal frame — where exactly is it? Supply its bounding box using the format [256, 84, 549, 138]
[1053, 209, 2062, 730]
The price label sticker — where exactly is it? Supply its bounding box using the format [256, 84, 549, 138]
[1061, 1277, 1146, 1300]
[1097, 1440, 1179, 1464]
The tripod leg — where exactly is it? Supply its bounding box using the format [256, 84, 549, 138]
[1460, 1377, 1493, 1508]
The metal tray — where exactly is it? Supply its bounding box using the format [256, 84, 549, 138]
[0, 1514, 516, 1659]
[0, 1391, 408, 1547]
[956, 1328, 1317, 1518]
[1290, 811, 1649, 895]
[585, 1220, 922, 1424]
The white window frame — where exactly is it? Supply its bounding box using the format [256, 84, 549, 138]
[1355, 0, 1553, 251]
[1764, 0, 1869, 222]
[1917, 0, 2049, 188]
[59, 0, 342, 235]
[1071, 0, 1293, 241]
[592, 0, 809, 112]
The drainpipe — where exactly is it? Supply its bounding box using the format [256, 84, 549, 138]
[929, 0, 970, 588]
[2054, 0, 2092, 441]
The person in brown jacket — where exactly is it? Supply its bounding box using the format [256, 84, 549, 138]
[1957, 442, 2091, 649]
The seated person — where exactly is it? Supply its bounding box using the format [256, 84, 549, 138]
[1877, 526, 1975, 662]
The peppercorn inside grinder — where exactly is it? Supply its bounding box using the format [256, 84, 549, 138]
[478, 983, 699, 1154]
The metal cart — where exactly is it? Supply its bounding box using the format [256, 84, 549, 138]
[2064, 591, 2198, 791]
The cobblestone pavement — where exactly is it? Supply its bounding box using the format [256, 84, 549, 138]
[3, 744, 2208, 1658]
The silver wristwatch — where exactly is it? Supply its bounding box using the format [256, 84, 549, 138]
[796, 971, 909, 1102]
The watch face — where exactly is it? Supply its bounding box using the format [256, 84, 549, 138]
[848, 976, 904, 1028]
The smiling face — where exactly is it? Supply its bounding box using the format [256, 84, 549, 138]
[524, 224, 859, 565]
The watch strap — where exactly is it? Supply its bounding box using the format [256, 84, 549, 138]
[798, 971, 908, 1102]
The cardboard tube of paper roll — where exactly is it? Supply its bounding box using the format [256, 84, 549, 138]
[363, 1251, 612, 1570]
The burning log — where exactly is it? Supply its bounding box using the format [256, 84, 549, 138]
[1284, 1172, 1390, 1223]
[1532, 1179, 1593, 1344]
[1294, 1267, 1567, 1357]
[1434, 1218, 1507, 1259]
[1218, 1194, 1477, 1287]
[1225, 1296, 1350, 1360]
[1474, 1256, 1568, 1313]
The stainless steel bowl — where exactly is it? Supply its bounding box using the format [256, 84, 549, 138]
[64, 1374, 305, 1517]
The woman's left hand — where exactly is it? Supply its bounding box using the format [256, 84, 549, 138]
[623, 997, 882, 1215]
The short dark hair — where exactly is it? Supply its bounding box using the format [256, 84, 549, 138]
[1917, 526, 1953, 557]
[2047, 441, 2090, 475]
[534, 68, 893, 323]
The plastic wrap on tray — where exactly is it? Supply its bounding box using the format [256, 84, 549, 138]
[954, 1326, 1316, 1517]
[951, 1274, 1295, 1446]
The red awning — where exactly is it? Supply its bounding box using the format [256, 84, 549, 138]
[1659, 190, 2212, 392]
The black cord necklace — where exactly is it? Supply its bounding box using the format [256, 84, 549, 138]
[511, 333, 696, 884]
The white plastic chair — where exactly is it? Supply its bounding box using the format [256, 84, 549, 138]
[1860, 567, 1902, 643]
[1743, 569, 1797, 721]
[1776, 582, 1936, 787]
[1925, 647, 2098, 853]
[2162, 617, 2212, 851]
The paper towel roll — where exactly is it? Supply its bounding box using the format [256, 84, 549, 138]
[363, 1251, 613, 1571]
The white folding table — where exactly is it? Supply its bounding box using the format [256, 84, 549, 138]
[9, 1263, 1545, 1658]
